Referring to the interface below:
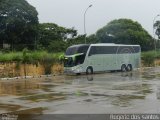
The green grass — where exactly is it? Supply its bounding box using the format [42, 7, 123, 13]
[141, 51, 155, 59]
[141, 50, 160, 66]
[0, 52, 22, 62]
[0, 51, 64, 62]
[142, 50, 160, 58]
[141, 51, 155, 66]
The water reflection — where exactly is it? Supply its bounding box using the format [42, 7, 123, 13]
[141, 67, 160, 80]
[12, 107, 45, 120]
[0, 104, 22, 113]
[0, 79, 42, 96]
[19, 93, 65, 102]
[62, 71, 153, 107]
[110, 94, 145, 107]
[87, 75, 94, 81]
[0, 77, 66, 114]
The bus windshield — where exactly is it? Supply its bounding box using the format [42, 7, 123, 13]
[64, 53, 86, 67]
[65, 45, 90, 55]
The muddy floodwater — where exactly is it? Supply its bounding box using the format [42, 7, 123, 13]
[0, 67, 160, 115]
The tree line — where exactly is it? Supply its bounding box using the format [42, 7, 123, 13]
[0, 0, 160, 52]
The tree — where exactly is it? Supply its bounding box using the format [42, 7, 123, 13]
[66, 35, 86, 45]
[66, 34, 98, 47]
[87, 34, 99, 44]
[38, 23, 77, 51]
[153, 21, 160, 50]
[0, 0, 39, 50]
[154, 21, 160, 39]
[48, 40, 67, 53]
[96, 19, 153, 51]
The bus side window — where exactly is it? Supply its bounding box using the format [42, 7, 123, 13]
[88, 46, 95, 56]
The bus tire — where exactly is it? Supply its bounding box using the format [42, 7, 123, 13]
[126, 64, 132, 71]
[86, 67, 93, 75]
[76, 73, 81, 75]
[121, 64, 127, 72]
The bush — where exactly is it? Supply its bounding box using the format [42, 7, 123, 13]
[40, 54, 55, 74]
[142, 51, 156, 66]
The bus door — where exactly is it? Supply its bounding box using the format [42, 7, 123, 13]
[87, 54, 95, 68]
[95, 54, 104, 71]
[87, 47, 103, 72]
[87, 55, 102, 71]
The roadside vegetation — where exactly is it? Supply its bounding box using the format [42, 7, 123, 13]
[0, 50, 64, 63]
[0, 50, 64, 77]
[141, 51, 155, 66]
[141, 50, 160, 66]
[0, 50, 159, 67]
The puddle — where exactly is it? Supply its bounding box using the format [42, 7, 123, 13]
[19, 93, 65, 102]
[0, 104, 22, 113]
[110, 94, 145, 107]
[0, 68, 160, 114]
[10, 107, 46, 120]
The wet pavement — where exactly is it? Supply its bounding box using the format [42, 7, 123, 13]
[0, 67, 160, 114]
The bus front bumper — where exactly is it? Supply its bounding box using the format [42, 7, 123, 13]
[64, 66, 83, 74]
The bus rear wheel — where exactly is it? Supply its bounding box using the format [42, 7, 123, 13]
[126, 64, 132, 71]
[86, 67, 93, 75]
[121, 64, 127, 72]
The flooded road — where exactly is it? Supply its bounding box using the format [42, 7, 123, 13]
[0, 67, 160, 114]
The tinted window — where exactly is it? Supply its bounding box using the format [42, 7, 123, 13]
[117, 46, 140, 54]
[89, 46, 118, 55]
[64, 54, 86, 67]
[102, 46, 117, 54]
[64, 57, 75, 67]
[88, 46, 140, 56]
[75, 54, 86, 65]
[117, 46, 134, 54]
[65, 45, 90, 55]
[88, 46, 96, 56]
[65, 47, 78, 55]
[77, 46, 89, 54]
[133, 46, 140, 53]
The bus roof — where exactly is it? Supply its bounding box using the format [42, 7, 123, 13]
[69, 43, 140, 48]
[68, 44, 90, 48]
[90, 43, 140, 47]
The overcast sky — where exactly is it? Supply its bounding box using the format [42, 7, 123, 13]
[27, 0, 160, 36]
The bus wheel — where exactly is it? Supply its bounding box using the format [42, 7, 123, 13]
[121, 64, 127, 72]
[127, 64, 132, 71]
[76, 73, 81, 75]
[86, 67, 93, 75]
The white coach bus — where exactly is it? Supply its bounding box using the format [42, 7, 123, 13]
[64, 43, 141, 74]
